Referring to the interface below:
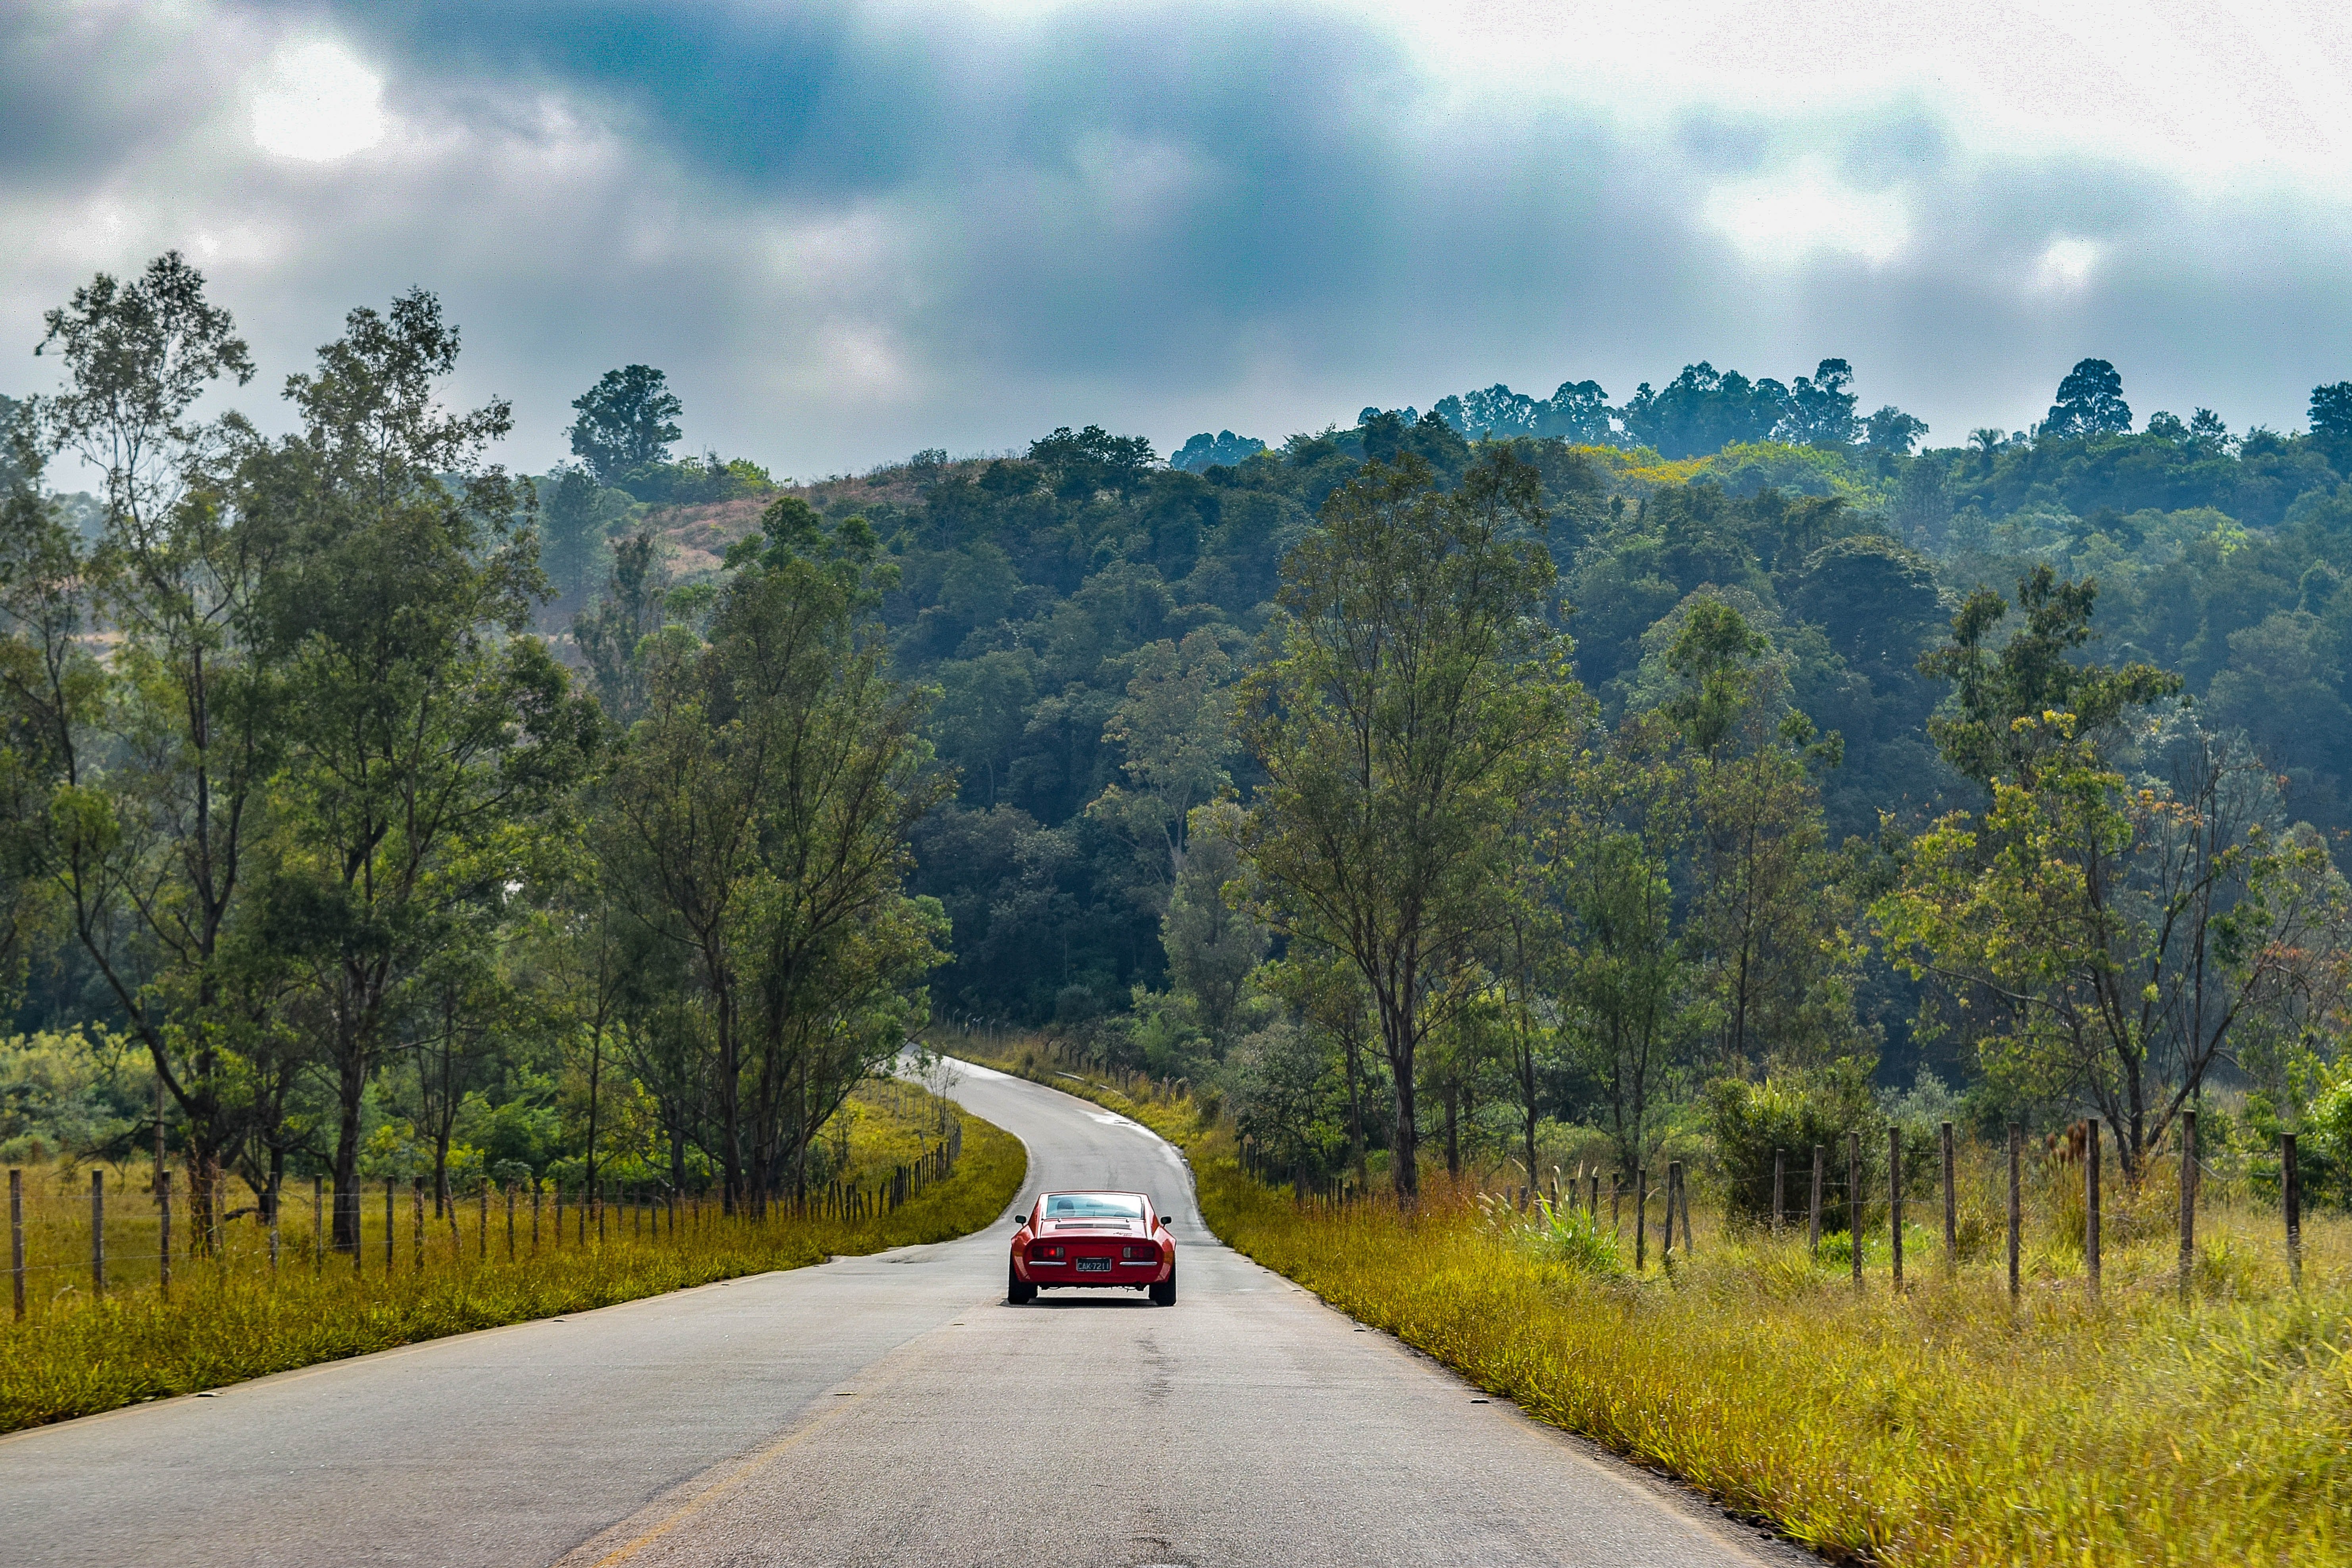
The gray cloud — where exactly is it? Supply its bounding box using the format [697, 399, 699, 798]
[5, 1, 2350, 481]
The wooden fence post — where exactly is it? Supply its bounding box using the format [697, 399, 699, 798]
[1809, 1145, 1824, 1259]
[158, 1168, 173, 1302]
[268, 1178, 281, 1272]
[2283, 1131, 2302, 1288]
[384, 1177, 395, 1271]
[91, 1170, 105, 1301]
[2085, 1117, 2101, 1303]
[312, 1176, 323, 1270]
[2007, 1124, 2022, 1303]
[533, 1184, 543, 1254]
[1889, 1126, 1903, 1292]
[1609, 1172, 1621, 1232]
[554, 1184, 563, 1249]
[10, 1168, 22, 1322]
[1635, 1168, 1647, 1272]
[2178, 1109, 2198, 1305]
[1848, 1134, 1862, 1289]
[506, 1184, 516, 1261]
[1940, 1121, 1956, 1271]
[1772, 1148, 1785, 1237]
[1662, 1162, 1678, 1264]
[412, 1178, 425, 1273]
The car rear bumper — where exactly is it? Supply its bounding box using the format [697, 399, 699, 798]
[1013, 1256, 1171, 1285]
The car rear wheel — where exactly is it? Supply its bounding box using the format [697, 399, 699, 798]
[1008, 1262, 1036, 1305]
[1149, 1264, 1176, 1307]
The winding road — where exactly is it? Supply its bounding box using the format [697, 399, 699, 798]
[0, 1058, 1798, 1567]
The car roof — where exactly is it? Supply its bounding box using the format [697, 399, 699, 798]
[1039, 1189, 1147, 1200]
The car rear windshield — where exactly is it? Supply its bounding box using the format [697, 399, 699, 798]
[1044, 1193, 1143, 1218]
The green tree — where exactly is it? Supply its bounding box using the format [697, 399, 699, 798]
[1877, 714, 2346, 1177]
[251, 290, 598, 1250]
[13, 252, 277, 1243]
[1554, 716, 1693, 1176]
[1658, 599, 1862, 1074]
[1238, 448, 1580, 1198]
[601, 497, 949, 1210]
[2045, 358, 2132, 440]
[567, 365, 683, 485]
[1087, 628, 1236, 891]
[1918, 565, 2179, 788]
[1159, 800, 1266, 1053]
[1863, 405, 1929, 454]
[573, 530, 670, 726]
[541, 467, 630, 601]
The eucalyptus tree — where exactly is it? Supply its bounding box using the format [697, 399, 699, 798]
[601, 498, 949, 1211]
[7, 252, 277, 1242]
[1660, 598, 1860, 1075]
[247, 290, 598, 1249]
[1238, 448, 1581, 1199]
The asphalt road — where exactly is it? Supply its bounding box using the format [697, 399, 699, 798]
[0, 1058, 1799, 1568]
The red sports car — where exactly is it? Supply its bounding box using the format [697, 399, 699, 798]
[1007, 1190, 1176, 1305]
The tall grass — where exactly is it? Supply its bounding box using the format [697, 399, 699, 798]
[0, 1093, 1024, 1433]
[1205, 1163, 2352, 1566]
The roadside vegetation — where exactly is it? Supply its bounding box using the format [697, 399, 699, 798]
[0, 1084, 1021, 1433]
[949, 1033, 2349, 1566]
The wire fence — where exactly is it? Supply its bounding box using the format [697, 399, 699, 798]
[1239, 1109, 2325, 1304]
[4, 1120, 964, 1325]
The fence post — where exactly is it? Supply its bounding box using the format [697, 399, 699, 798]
[1940, 1121, 1956, 1272]
[158, 1168, 173, 1302]
[1889, 1125, 1903, 1293]
[506, 1184, 516, 1261]
[9, 1169, 22, 1322]
[2283, 1131, 2302, 1289]
[2178, 1109, 2198, 1305]
[1808, 1146, 1824, 1259]
[533, 1184, 542, 1254]
[1772, 1148, 1785, 1237]
[91, 1170, 105, 1301]
[412, 1178, 425, 1273]
[1634, 1167, 1647, 1272]
[1848, 1134, 1862, 1290]
[2007, 1123, 2022, 1303]
[1662, 1162, 1678, 1264]
[268, 1178, 281, 1272]
[312, 1176, 323, 1270]
[1609, 1172, 1621, 1233]
[2085, 1117, 2101, 1303]
[385, 1177, 395, 1272]
[554, 1184, 563, 1249]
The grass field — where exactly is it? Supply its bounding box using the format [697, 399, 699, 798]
[938, 1032, 2352, 1566]
[0, 1082, 1025, 1433]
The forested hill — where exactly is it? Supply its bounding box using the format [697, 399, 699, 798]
[560, 388, 2352, 1049]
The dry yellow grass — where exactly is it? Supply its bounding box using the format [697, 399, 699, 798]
[1206, 1166, 2351, 1566]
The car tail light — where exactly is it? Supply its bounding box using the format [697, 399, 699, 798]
[1031, 1243, 1065, 1260]
[1121, 1244, 1157, 1261]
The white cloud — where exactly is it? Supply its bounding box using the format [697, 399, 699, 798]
[250, 38, 385, 163]
[1704, 163, 1909, 266]
[2033, 238, 2101, 292]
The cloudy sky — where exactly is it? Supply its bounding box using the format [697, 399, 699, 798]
[7, 0, 2352, 478]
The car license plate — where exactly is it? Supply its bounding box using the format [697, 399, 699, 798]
[1075, 1257, 1111, 1274]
